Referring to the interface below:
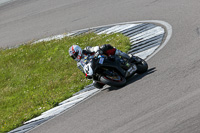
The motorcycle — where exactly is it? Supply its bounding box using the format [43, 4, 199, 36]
[83, 54, 148, 88]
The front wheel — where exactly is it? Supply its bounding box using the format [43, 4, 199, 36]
[135, 57, 148, 74]
[99, 71, 126, 87]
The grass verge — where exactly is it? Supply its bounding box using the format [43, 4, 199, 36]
[0, 32, 131, 132]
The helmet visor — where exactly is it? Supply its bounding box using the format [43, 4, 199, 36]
[70, 51, 79, 59]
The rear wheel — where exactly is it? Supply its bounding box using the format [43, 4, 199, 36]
[100, 71, 126, 87]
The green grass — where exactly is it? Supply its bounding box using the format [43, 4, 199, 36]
[0, 32, 131, 132]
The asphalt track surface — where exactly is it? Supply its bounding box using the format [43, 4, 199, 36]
[1, 0, 200, 133]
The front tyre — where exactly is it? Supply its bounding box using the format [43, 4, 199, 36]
[99, 72, 126, 87]
[136, 58, 148, 74]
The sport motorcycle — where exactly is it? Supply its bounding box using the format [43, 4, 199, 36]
[83, 54, 148, 88]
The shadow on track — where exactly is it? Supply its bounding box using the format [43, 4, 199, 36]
[106, 67, 156, 91]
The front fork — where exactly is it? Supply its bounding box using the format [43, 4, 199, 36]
[128, 55, 142, 64]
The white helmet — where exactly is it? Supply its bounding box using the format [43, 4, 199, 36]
[69, 45, 82, 61]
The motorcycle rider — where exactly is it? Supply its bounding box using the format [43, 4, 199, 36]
[68, 44, 131, 88]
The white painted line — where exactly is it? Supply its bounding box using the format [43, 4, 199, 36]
[24, 99, 81, 124]
[42, 99, 82, 115]
[24, 89, 100, 124]
[132, 45, 159, 59]
[145, 20, 172, 61]
[59, 89, 99, 105]
[130, 26, 164, 43]
[110, 24, 140, 33]
[97, 25, 122, 34]
[34, 33, 74, 43]
[97, 24, 140, 35]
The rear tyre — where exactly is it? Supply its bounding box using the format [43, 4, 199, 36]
[100, 72, 126, 87]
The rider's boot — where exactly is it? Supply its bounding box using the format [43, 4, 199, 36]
[93, 81, 105, 89]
